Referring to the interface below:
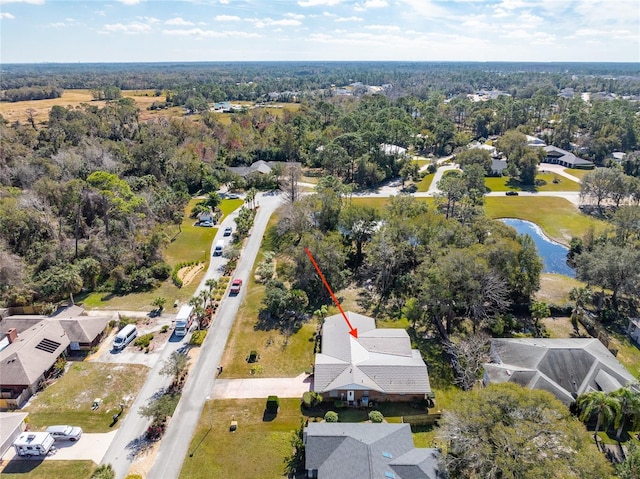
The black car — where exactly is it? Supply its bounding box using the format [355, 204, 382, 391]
[505, 191, 519, 196]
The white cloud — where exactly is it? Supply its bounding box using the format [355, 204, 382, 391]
[364, 24, 400, 31]
[103, 22, 151, 34]
[140, 16, 160, 24]
[253, 18, 302, 28]
[355, 0, 388, 11]
[0, 12, 15, 19]
[165, 17, 194, 26]
[285, 12, 305, 20]
[0, 0, 44, 4]
[162, 28, 260, 38]
[117, 0, 142, 5]
[335, 16, 363, 22]
[50, 21, 67, 27]
[298, 0, 343, 7]
[517, 11, 543, 25]
[397, 0, 449, 19]
[215, 15, 241, 21]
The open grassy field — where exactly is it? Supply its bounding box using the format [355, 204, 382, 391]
[81, 198, 242, 311]
[484, 196, 608, 245]
[535, 273, 586, 305]
[179, 398, 301, 479]
[485, 174, 581, 193]
[0, 461, 95, 479]
[0, 91, 301, 126]
[24, 362, 149, 433]
[564, 168, 591, 180]
[219, 213, 315, 378]
[0, 89, 173, 125]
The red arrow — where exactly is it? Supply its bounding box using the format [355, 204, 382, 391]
[305, 247, 358, 338]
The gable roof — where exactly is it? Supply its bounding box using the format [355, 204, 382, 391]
[484, 338, 636, 404]
[0, 320, 69, 386]
[228, 160, 301, 177]
[314, 312, 431, 395]
[543, 145, 593, 167]
[304, 423, 442, 479]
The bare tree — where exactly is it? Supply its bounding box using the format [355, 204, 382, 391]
[280, 161, 301, 204]
[445, 333, 491, 390]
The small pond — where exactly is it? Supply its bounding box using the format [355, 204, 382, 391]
[500, 218, 575, 277]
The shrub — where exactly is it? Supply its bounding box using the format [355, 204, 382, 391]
[266, 395, 279, 413]
[125, 475, 143, 479]
[303, 391, 323, 408]
[151, 262, 171, 280]
[334, 400, 344, 409]
[160, 325, 169, 333]
[368, 410, 384, 423]
[134, 333, 154, 349]
[324, 411, 338, 422]
[189, 330, 207, 345]
[90, 464, 115, 479]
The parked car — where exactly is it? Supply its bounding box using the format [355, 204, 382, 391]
[46, 425, 83, 442]
[230, 279, 243, 295]
[199, 221, 214, 227]
[227, 193, 240, 199]
[223, 226, 233, 236]
[505, 191, 519, 196]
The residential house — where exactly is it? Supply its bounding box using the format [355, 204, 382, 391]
[526, 135, 546, 147]
[304, 423, 444, 479]
[228, 160, 301, 178]
[542, 145, 594, 169]
[313, 312, 431, 405]
[0, 411, 28, 457]
[196, 209, 216, 224]
[627, 318, 640, 344]
[610, 151, 626, 163]
[380, 144, 407, 156]
[483, 338, 636, 404]
[0, 306, 111, 409]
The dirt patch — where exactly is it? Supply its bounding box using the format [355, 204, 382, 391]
[178, 263, 204, 287]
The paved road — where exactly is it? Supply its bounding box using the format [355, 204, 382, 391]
[147, 193, 283, 479]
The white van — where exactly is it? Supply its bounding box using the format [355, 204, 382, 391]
[113, 324, 137, 351]
[13, 432, 55, 457]
[213, 240, 224, 256]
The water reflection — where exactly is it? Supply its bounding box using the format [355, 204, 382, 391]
[500, 218, 575, 277]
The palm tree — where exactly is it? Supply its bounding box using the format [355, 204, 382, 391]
[578, 391, 621, 442]
[612, 387, 640, 440]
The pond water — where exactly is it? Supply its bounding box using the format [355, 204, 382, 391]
[500, 218, 575, 277]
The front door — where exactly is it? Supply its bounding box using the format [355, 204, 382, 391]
[347, 390, 354, 404]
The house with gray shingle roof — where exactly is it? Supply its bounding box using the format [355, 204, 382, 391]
[542, 145, 593, 169]
[314, 312, 431, 405]
[483, 338, 636, 404]
[304, 423, 444, 479]
[228, 160, 301, 178]
[0, 306, 111, 409]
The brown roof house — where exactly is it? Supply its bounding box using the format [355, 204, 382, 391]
[304, 423, 445, 479]
[0, 305, 111, 409]
[314, 312, 431, 406]
[483, 338, 636, 405]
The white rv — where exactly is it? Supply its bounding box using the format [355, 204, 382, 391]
[174, 305, 195, 337]
[13, 432, 55, 457]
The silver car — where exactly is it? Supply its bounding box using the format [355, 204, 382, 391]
[46, 425, 83, 441]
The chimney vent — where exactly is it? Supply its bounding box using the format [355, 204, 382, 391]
[6, 328, 18, 344]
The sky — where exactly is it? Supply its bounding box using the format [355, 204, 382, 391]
[0, 0, 639, 63]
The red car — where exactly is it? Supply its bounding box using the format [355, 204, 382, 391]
[230, 279, 243, 294]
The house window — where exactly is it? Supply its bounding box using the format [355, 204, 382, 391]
[329, 390, 338, 398]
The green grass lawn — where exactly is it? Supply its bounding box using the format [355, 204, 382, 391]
[179, 398, 301, 479]
[0, 461, 95, 479]
[24, 362, 149, 433]
[81, 198, 242, 311]
[564, 168, 591, 180]
[536, 273, 587, 305]
[485, 174, 580, 193]
[415, 173, 435, 192]
[484, 196, 608, 245]
[220, 214, 315, 378]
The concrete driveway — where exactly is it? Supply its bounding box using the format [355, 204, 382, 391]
[1, 431, 117, 464]
[211, 373, 313, 399]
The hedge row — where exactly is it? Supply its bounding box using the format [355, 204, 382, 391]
[171, 260, 199, 288]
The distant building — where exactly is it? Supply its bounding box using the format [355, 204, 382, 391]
[380, 143, 407, 156]
[484, 338, 636, 404]
[526, 135, 546, 147]
[627, 318, 640, 344]
[542, 145, 593, 169]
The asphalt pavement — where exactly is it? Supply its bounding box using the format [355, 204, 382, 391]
[146, 193, 283, 479]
